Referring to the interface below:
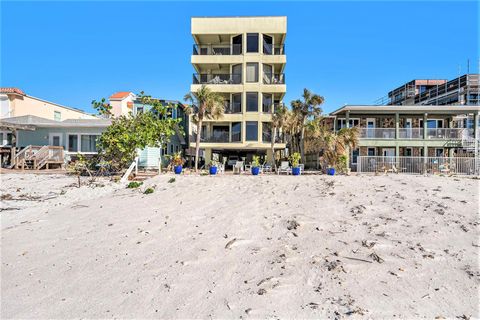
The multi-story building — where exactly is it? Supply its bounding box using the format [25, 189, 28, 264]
[384, 74, 480, 106]
[329, 105, 480, 173]
[0, 88, 97, 120]
[189, 16, 287, 165]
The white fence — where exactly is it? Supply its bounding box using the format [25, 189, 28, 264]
[357, 156, 479, 175]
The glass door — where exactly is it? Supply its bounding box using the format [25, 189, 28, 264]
[232, 35, 242, 55]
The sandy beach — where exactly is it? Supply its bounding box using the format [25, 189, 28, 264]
[1, 173, 479, 319]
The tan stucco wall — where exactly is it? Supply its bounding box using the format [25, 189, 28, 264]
[2, 94, 96, 120]
[110, 94, 136, 118]
[192, 16, 287, 35]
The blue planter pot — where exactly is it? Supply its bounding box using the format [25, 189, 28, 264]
[174, 165, 183, 174]
[209, 166, 217, 175]
[251, 167, 260, 175]
[292, 167, 301, 176]
[327, 168, 335, 175]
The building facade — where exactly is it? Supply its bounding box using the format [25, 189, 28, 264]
[385, 74, 480, 106]
[329, 105, 480, 173]
[189, 16, 287, 165]
[0, 88, 97, 120]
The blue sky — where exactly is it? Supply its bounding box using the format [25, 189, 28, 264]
[2, 1, 478, 114]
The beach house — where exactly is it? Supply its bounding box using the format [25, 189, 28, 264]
[189, 16, 287, 166]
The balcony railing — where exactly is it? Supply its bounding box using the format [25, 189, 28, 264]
[425, 128, 469, 139]
[224, 102, 242, 114]
[192, 44, 242, 55]
[193, 73, 242, 85]
[263, 44, 286, 55]
[263, 73, 285, 84]
[262, 103, 285, 113]
[398, 128, 423, 139]
[193, 132, 242, 143]
[262, 132, 283, 143]
[359, 128, 396, 139]
[358, 128, 472, 140]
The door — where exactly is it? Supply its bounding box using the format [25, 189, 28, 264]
[366, 118, 375, 138]
[49, 133, 62, 147]
[232, 64, 242, 84]
[263, 64, 273, 84]
[405, 118, 412, 138]
[263, 34, 273, 54]
[383, 148, 395, 166]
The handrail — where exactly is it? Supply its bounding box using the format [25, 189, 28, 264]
[193, 73, 242, 85]
[121, 156, 139, 183]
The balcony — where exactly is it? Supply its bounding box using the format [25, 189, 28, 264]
[193, 44, 242, 56]
[262, 103, 284, 113]
[262, 132, 283, 143]
[193, 131, 242, 143]
[358, 128, 472, 140]
[193, 73, 242, 85]
[263, 44, 286, 55]
[224, 102, 242, 114]
[263, 73, 285, 85]
[359, 128, 396, 139]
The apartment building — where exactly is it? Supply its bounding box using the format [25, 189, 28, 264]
[385, 74, 480, 106]
[189, 16, 287, 165]
[329, 105, 480, 173]
[0, 88, 97, 120]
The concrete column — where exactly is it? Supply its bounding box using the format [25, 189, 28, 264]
[423, 113, 428, 139]
[204, 148, 212, 165]
[449, 148, 455, 157]
[346, 111, 350, 128]
[474, 112, 479, 139]
[395, 113, 399, 139]
[266, 148, 274, 165]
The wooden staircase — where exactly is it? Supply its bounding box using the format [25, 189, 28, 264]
[12, 145, 65, 170]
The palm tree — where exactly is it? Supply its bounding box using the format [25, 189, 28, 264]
[305, 120, 359, 173]
[184, 85, 224, 172]
[270, 103, 288, 171]
[290, 88, 324, 161]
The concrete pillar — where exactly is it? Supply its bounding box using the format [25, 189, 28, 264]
[266, 148, 274, 165]
[204, 148, 212, 165]
[345, 111, 350, 171]
[423, 113, 428, 139]
[395, 113, 399, 139]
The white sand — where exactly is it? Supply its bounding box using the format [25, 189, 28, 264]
[1, 173, 479, 319]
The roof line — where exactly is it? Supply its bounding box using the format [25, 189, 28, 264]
[23, 94, 96, 117]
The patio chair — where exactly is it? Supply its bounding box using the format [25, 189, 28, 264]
[233, 161, 244, 174]
[298, 164, 305, 174]
[277, 161, 291, 175]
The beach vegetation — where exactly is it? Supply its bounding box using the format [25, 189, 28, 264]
[127, 181, 143, 188]
[93, 92, 180, 171]
[144, 187, 155, 194]
[289, 152, 301, 168]
[271, 103, 288, 171]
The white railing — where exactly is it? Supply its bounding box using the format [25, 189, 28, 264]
[358, 128, 472, 140]
[398, 128, 423, 139]
[359, 128, 395, 139]
[120, 156, 139, 183]
[357, 156, 478, 175]
[425, 128, 467, 140]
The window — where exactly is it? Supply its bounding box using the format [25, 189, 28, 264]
[263, 64, 273, 84]
[232, 93, 242, 113]
[54, 111, 61, 121]
[435, 148, 444, 157]
[246, 63, 258, 83]
[170, 144, 174, 154]
[427, 119, 444, 128]
[367, 148, 375, 156]
[262, 122, 272, 142]
[246, 92, 258, 112]
[232, 122, 241, 142]
[336, 118, 359, 129]
[263, 34, 273, 54]
[68, 135, 78, 152]
[352, 148, 359, 164]
[232, 34, 242, 54]
[405, 148, 412, 157]
[232, 64, 242, 84]
[247, 33, 259, 53]
[246, 121, 258, 141]
[175, 145, 179, 152]
[80, 135, 98, 152]
[262, 93, 273, 113]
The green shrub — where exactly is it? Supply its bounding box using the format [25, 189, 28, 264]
[144, 187, 154, 194]
[168, 177, 176, 183]
[289, 152, 301, 168]
[252, 155, 261, 168]
[127, 181, 143, 189]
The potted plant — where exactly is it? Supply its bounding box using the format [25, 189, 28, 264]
[289, 152, 301, 176]
[209, 160, 218, 175]
[171, 151, 185, 174]
[327, 166, 336, 176]
[251, 155, 261, 176]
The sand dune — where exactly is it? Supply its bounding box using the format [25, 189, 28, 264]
[1, 173, 479, 319]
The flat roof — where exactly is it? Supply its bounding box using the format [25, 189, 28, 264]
[2, 115, 110, 128]
[330, 105, 480, 116]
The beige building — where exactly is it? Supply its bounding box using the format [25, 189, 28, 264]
[189, 16, 287, 165]
[0, 88, 97, 121]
